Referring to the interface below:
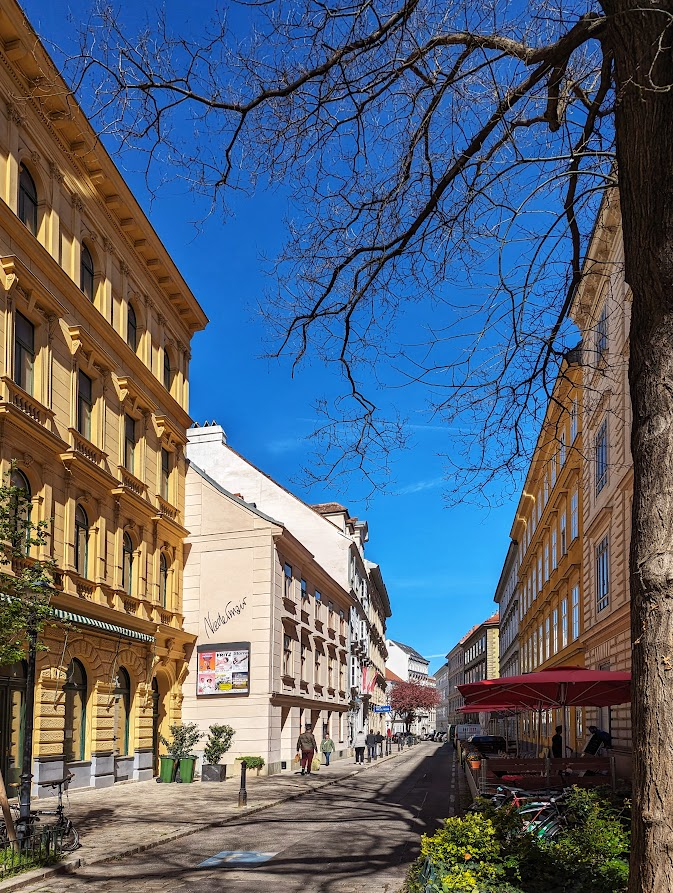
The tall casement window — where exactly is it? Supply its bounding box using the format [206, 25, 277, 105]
[74, 505, 89, 578]
[300, 578, 308, 599]
[283, 634, 292, 676]
[9, 468, 31, 553]
[163, 350, 172, 392]
[552, 608, 559, 655]
[570, 490, 579, 540]
[18, 164, 38, 235]
[560, 511, 567, 556]
[544, 616, 550, 660]
[571, 585, 580, 639]
[570, 398, 578, 442]
[80, 245, 95, 301]
[283, 562, 292, 599]
[127, 303, 138, 352]
[596, 303, 608, 357]
[159, 553, 168, 607]
[124, 414, 136, 473]
[63, 659, 87, 763]
[14, 312, 35, 394]
[315, 649, 322, 685]
[113, 667, 131, 756]
[160, 448, 171, 500]
[77, 370, 93, 440]
[596, 537, 610, 612]
[551, 528, 558, 570]
[561, 597, 568, 647]
[122, 532, 134, 595]
[595, 419, 609, 495]
[559, 432, 566, 466]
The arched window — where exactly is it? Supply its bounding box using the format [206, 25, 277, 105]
[159, 553, 168, 608]
[18, 165, 37, 235]
[113, 667, 131, 757]
[127, 303, 137, 352]
[122, 532, 134, 595]
[163, 350, 172, 392]
[9, 468, 31, 553]
[74, 505, 89, 578]
[80, 244, 95, 301]
[63, 659, 87, 762]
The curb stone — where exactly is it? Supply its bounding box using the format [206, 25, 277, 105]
[0, 747, 408, 892]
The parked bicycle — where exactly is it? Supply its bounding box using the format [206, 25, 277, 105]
[470, 783, 568, 841]
[1, 773, 79, 852]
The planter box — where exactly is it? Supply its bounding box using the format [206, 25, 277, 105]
[201, 763, 227, 783]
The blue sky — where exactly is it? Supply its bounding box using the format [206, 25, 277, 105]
[24, 0, 521, 674]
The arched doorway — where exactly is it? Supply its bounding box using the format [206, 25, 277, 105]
[0, 662, 27, 797]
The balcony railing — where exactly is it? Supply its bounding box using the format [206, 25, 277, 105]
[156, 495, 180, 522]
[69, 428, 107, 467]
[2, 376, 55, 427]
[117, 466, 147, 498]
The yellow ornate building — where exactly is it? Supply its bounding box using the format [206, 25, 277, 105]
[569, 191, 632, 773]
[0, 2, 206, 796]
[511, 346, 585, 753]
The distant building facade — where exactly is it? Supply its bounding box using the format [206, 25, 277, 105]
[494, 541, 519, 678]
[435, 663, 450, 734]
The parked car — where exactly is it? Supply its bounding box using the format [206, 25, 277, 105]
[466, 734, 507, 755]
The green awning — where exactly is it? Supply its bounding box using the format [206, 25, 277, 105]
[52, 608, 155, 644]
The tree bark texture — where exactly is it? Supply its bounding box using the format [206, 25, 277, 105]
[603, 2, 673, 890]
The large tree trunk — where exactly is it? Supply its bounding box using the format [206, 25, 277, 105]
[603, 2, 673, 890]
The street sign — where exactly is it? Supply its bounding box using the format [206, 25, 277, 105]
[373, 705, 392, 713]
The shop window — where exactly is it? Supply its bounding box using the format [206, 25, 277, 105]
[127, 303, 138, 352]
[63, 659, 87, 762]
[159, 553, 169, 607]
[122, 532, 134, 595]
[14, 311, 35, 394]
[18, 164, 38, 235]
[80, 244, 95, 301]
[74, 504, 89, 578]
[113, 667, 131, 757]
[77, 370, 93, 440]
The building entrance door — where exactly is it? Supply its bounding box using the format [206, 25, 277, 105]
[0, 662, 26, 798]
[151, 677, 160, 774]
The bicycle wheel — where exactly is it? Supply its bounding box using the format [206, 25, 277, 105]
[60, 819, 80, 852]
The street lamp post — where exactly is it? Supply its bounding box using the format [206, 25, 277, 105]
[17, 611, 37, 840]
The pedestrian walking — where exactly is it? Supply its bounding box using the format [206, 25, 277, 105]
[375, 731, 384, 757]
[296, 723, 318, 776]
[366, 730, 377, 762]
[353, 729, 366, 764]
[551, 725, 563, 759]
[321, 733, 335, 766]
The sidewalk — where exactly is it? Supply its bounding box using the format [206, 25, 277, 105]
[1, 748, 410, 892]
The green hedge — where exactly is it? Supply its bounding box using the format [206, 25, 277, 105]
[406, 787, 629, 893]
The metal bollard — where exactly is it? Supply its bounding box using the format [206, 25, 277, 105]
[238, 759, 248, 807]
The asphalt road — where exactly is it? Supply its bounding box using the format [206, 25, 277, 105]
[25, 743, 464, 893]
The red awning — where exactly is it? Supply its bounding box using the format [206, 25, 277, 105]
[457, 666, 630, 710]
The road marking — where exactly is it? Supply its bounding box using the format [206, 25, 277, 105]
[197, 850, 278, 868]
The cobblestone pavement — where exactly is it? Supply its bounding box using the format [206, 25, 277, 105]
[19, 742, 468, 893]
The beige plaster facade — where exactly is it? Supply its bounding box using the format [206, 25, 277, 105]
[0, 1, 206, 796]
[182, 464, 353, 775]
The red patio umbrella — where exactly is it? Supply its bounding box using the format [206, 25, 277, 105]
[457, 666, 630, 710]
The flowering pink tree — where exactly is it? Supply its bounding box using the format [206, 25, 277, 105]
[390, 681, 440, 733]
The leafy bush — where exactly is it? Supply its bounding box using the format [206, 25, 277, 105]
[236, 755, 265, 769]
[203, 724, 235, 765]
[407, 787, 629, 893]
[160, 723, 203, 760]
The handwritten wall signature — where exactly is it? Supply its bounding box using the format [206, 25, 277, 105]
[203, 598, 248, 638]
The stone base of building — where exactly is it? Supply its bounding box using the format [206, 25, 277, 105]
[32, 749, 156, 797]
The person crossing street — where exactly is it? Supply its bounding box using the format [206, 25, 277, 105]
[297, 723, 318, 776]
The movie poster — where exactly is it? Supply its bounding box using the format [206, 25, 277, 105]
[197, 642, 250, 696]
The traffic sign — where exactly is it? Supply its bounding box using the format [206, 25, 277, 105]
[373, 705, 392, 713]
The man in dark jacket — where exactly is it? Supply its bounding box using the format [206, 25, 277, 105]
[366, 730, 377, 762]
[297, 723, 318, 776]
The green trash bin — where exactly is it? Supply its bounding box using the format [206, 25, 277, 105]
[178, 756, 197, 783]
[159, 756, 177, 783]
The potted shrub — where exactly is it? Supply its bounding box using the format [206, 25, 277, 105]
[466, 750, 481, 770]
[236, 755, 265, 776]
[201, 724, 235, 782]
[159, 722, 204, 783]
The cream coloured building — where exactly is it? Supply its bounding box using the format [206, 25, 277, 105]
[182, 464, 353, 774]
[0, 1, 206, 796]
[185, 422, 392, 743]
